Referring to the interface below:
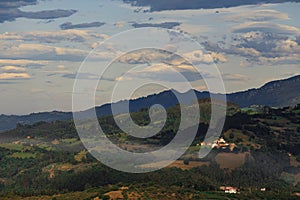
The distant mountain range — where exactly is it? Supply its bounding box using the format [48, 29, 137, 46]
[0, 75, 299, 132]
[227, 75, 300, 107]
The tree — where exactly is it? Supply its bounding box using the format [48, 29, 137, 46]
[183, 159, 190, 165]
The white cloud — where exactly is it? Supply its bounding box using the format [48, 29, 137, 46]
[116, 49, 170, 64]
[231, 22, 300, 35]
[1, 66, 25, 72]
[273, 38, 300, 53]
[0, 40, 118, 63]
[116, 49, 227, 66]
[0, 73, 31, 80]
[223, 10, 289, 22]
[0, 42, 88, 62]
[222, 73, 250, 82]
[183, 50, 227, 64]
[57, 65, 66, 69]
[204, 23, 300, 66]
[230, 47, 261, 57]
[114, 63, 204, 82]
[0, 59, 48, 67]
[257, 55, 300, 64]
[115, 76, 132, 81]
[0, 30, 109, 44]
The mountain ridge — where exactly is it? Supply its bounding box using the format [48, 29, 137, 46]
[0, 75, 299, 132]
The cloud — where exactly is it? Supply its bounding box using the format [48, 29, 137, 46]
[232, 22, 300, 35]
[0, 0, 77, 23]
[0, 42, 115, 62]
[116, 49, 171, 65]
[230, 47, 261, 57]
[183, 50, 227, 64]
[116, 49, 227, 66]
[131, 22, 181, 29]
[0, 1, 36, 8]
[0, 30, 110, 62]
[235, 32, 300, 64]
[222, 73, 250, 82]
[0, 62, 32, 80]
[0, 59, 47, 68]
[0, 30, 109, 44]
[0, 73, 31, 80]
[62, 73, 99, 80]
[57, 65, 66, 69]
[223, 10, 289, 22]
[60, 22, 106, 30]
[0, 42, 87, 61]
[257, 54, 300, 64]
[114, 63, 204, 82]
[1, 66, 25, 72]
[203, 29, 300, 65]
[121, 0, 300, 12]
[20, 9, 77, 20]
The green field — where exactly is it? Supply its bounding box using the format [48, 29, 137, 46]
[0, 143, 23, 151]
[10, 152, 36, 159]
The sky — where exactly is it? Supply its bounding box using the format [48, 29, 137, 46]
[0, 0, 300, 114]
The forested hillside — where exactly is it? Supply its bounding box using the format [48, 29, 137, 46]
[0, 101, 299, 199]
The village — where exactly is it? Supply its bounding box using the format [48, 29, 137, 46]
[198, 137, 268, 195]
[198, 137, 237, 151]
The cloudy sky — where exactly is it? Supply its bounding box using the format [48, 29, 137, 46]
[0, 0, 300, 114]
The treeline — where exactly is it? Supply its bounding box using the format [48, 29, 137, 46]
[3, 160, 297, 197]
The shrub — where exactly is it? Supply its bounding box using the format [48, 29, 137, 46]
[183, 159, 190, 165]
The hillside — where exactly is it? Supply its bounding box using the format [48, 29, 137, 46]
[227, 75, 300, 107]
[0, 111, 73, 134]
[0, 101, 299, 199]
